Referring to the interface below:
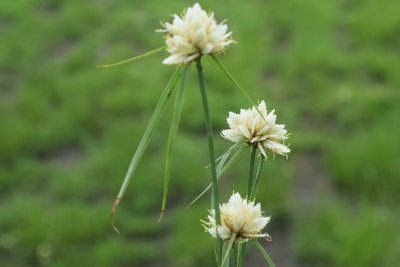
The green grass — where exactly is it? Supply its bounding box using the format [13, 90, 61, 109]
[0, 0, 399, 266]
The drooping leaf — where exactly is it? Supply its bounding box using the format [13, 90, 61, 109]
[111, 67, 182, 233]
[159, 66, 189, 221]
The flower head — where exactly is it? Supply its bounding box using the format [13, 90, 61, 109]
[203, 192, 271, 242]
[160, 3, 233, 65]
[221, 101, 290, 158]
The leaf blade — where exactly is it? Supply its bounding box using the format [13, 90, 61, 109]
[97, 46, 165, 68]
[159, 66, 189, 221]
[254, 240, 276, 267]
[185, 143, 246, 209]
[111, 67, 182, 232]
[212, 55, 272, 127]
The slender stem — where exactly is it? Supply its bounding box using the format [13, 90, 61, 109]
[250, 156, 265, 199]
[232, 244, 237, 267]
[196, 57, 222, 261]
[239, 146, 258, 266]
[239, 244, 246, 267]
[247, 146, 257, 198]
[221, 234, 237, 267]
[236, 243, 241, 267]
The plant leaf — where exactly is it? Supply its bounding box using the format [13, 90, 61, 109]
[215, 142, 243, 164]
[218, 143, 247, 176]
[159, 66, 189, 221]
[110, 67, 182, 233]
[97, 46, 165, 68]
[216, 142, 243, 174]
[185, 143, 247, 209]
[254, 240, 276, 267]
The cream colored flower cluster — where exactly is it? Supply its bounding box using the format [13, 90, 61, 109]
[160, 3, 233, 65]
[203, 192, 271, 243]
[221, 101, 290, 158]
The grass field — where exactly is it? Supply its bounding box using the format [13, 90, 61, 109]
[1, 0, 399, 266]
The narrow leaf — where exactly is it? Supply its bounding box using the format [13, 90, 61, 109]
[185, 143, 246, 209]
[254, 240, 276, 267]
[97, 46, 165, 68]
[215, 142, 243, 164]
[218, 144, 247, 179]
[159, 66, 189, 221]
[216, 142, 242, 174]
[111, 67, 182, 232]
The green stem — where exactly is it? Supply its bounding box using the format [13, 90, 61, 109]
[247, 146, 257, 198]
[196, 57, 222, 261]
[239, 244, 246, 267]
[250, 156, 265, 200]
[221, 234, 236, 267]
[232, 244, 237, 267]
[240, 146, 258, 266]
[235, 242, 241, 267]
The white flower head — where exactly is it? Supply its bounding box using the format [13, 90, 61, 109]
[221, 101, 290, 158]
[159, 3, 233, 65]
[202, 192, 271, 243]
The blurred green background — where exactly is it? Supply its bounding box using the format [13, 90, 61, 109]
[1, 0, 399, 266]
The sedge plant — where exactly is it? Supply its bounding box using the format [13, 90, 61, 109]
[98, 3, 291, 266]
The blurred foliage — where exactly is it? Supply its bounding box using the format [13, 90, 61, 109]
[0, 0, 399, 266]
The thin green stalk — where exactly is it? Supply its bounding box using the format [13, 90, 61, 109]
[239, 244, 246, 267]
[97, 46, 165, 68]
[247, 146, 257, 198]
[232, 244, 236, 267]
[159, 66, 189, 221]
[196, 57, 222, 261]
[221, 234, 236, 267]
[213, 239, 221, 267]
[235, 242, 241, 267]
[250, 156, 265, 200]
[111, 67, 181, 233]
[240, 146, 258, 266]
